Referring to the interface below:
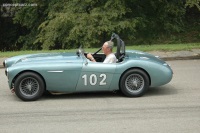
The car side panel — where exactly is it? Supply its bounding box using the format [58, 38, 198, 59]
[76, 62, 116, 92]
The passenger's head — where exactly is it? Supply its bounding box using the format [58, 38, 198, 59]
[102, 41, 114, 55]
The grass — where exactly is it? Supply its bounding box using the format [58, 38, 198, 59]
[0, 43, 200, 57]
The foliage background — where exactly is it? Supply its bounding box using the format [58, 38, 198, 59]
[0, 0, 200, 51]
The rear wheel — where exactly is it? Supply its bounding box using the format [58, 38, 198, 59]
[14, 72, 45, 101]
[120, 69, 149, 97]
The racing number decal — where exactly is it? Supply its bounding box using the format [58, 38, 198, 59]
[90, 74, 97, 85]
[82, 74, 107, 86]
[99, 74, 106, 85]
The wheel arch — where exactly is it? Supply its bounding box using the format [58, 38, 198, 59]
[12, 70, 46, 90]
[119, 67, 151, 88]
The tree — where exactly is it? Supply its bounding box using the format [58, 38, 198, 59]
[186, 0, 200, 10]
[0, 0, 20, 51]
[35, 0, 138, 49]
[6, 0, 200, 51]
[31, 0, 189, 48]
[125, 0, 186, 44]
[12, 0, 49, 50]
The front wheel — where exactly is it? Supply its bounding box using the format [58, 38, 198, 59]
[120, 69, 149, 97]
[14, 72, 45, 101]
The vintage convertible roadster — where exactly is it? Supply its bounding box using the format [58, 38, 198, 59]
[4, 33, 173, 101]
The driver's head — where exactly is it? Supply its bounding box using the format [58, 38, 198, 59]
[102, 41, 114, 55]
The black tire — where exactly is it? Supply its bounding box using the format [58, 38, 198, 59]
[120, 69, 149, 97]
[14, 72, 45, 101]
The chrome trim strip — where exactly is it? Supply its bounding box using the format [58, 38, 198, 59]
[47, 71, 63, 73]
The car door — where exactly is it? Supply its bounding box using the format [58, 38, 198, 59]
[76, 61, 116, 92]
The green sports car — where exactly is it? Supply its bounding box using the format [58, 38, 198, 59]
[3, 34, 173, 101]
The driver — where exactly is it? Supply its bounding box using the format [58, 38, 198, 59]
[87, 41, 117, 63]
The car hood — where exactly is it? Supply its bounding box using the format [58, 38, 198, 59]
[5, 52, 82, 67]
[126, 50, 166, 64]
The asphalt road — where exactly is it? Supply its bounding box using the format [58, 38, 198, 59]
[0, 60, 200, 133]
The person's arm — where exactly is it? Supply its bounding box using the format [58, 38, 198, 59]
[87, 53, 96, 62]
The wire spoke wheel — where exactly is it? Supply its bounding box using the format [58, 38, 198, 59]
[120, 69, 149, 97]
[15, 72, 45, 101]
[125, 74, 144, 93]
[19, 77, 39, 97]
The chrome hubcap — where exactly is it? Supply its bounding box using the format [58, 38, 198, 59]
[19, 77, 39, 97]
[125, 74, 144, 93]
